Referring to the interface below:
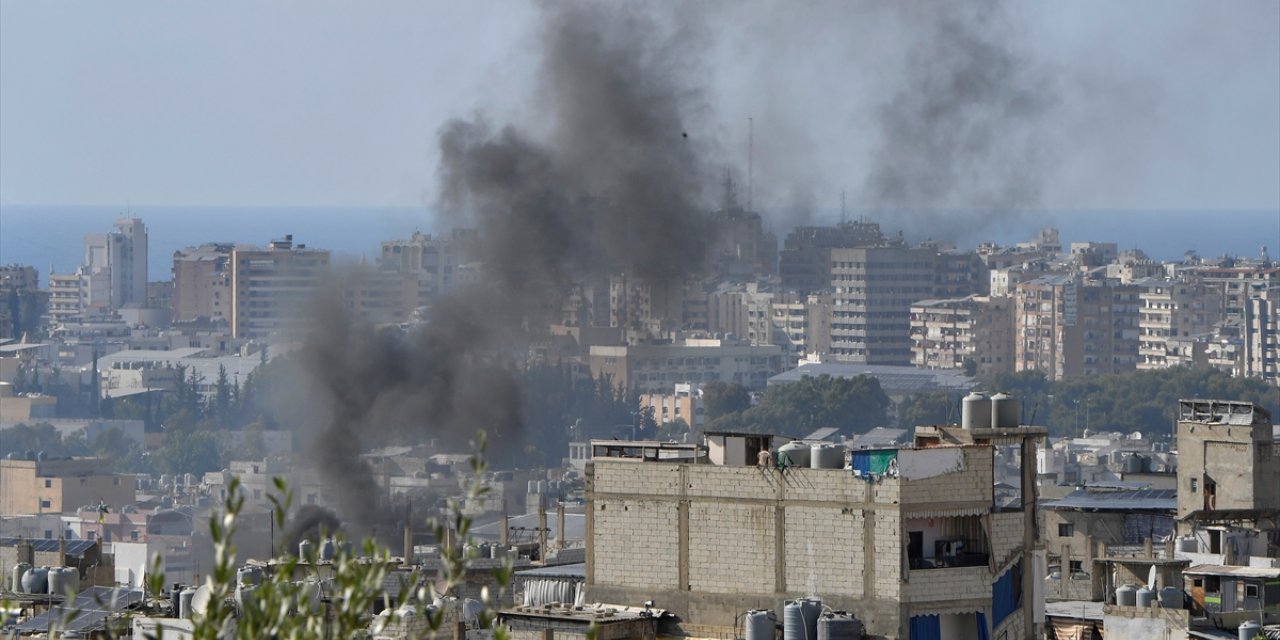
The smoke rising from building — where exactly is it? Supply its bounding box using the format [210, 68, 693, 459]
[293, 3, 717, 534]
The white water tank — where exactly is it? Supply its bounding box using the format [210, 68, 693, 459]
[1159, 586, 1183, 609]
[778, 442, 811, 468]
[810, 443, 844, 469]
[1239, 620, 1261, 640]
[179, 587, 199, 619]
[990, 393, 1020, 428]
[11, 562, 30, 593]
[962, 392, 991, 429]
[1116, 584, 1137, 607]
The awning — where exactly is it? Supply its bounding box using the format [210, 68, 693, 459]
[905, 505, 989, 518]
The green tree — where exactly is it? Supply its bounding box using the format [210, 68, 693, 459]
[215, 364, 232, 424]
[896, 391, 957, 428]
[706, 374, 891, 437]
[701, 381, 751, 421]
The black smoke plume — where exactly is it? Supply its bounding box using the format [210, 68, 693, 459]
[294, 3, 716, 535]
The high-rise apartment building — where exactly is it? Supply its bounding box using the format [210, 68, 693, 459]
[171, 243, 235, 323]
[0, 265, 44, 340]
[1013, 275, 1141, 380]
[229, 236, 330, 339]
[1136, 278, 1224, 371]
[1242, 288, 1279, 385]
[910, 295, 1015, 377]
[83, 217, 148, 313]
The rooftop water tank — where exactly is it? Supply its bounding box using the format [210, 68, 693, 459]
[1125, 454, 1143, 473]
[297, 580, 322, 614]
[1136, 586, 1155, 608]
[1239, 620, 1261, 640]
[778, 442, 811, 468]
[1159, 586, 1183, 609]
[179, 587, 199, 619]
[235, 584, 257, 615]
[1116, 584, 1137, 607]
[810, 443, 844, 469]
[783, 598, 821, 640]
[817, 612, 863, 640]
[319, 538, 336, 561]
[339, 540, 353, 558]
[21, 567, 48, 595]
[962, 392, 991, 429]
[236, 566, 262, 587]
[11, 562, 31, 593]
[744, 609, 777, 640]
[990, 393, 1020, 429]
[299, 539, 314, 560]
[1177, 536, 1197, 554]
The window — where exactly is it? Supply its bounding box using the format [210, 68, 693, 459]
[44, 530, 53, 539]
[87, 531, 96, 541]
[1058, 523, 1074, 537]
[40, 499, 51, 509]
[1069, 560, 1083, 574]
[1245, 583, 1260, 599]
[1190, 478, 1198, 492]
[130, 530, 139, 541]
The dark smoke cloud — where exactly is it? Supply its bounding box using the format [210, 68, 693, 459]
[436, 3, 714, 283]
[293, 3, 717, 534]
[864, 1, 1056, 236]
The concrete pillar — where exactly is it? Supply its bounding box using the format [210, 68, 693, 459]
[1143, 537, 1153, 559]
[538, 506, 548, 562]
[542, 628, 554, 640]
[454, 620, 467, 640]
[403, 526, 414, 566]
[556, 503, 566, 551]
[500, 510, 510, 547]
[58, 537, 66, 567]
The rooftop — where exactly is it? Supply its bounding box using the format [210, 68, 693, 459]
[1042, 489, 1177, 512]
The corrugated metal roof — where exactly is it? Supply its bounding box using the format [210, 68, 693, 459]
[1041, 489, 1176, 512]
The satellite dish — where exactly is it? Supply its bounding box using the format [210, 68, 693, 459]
[190, 584, 212, 616]
[1147, 565, 1157, 590]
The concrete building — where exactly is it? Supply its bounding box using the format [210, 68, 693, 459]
[83, 217, 149, 313]
[1175, 399, 1278, 523]
[1242, 289, 1280, 385]
[229, 235, 330, 339]
[909, 295, 1015, 377]
[589, 338, 784, 393]
[1013, 275, 1141, 380]
[379, 229, 475, 301]
[171, 243, 234, 323]
[706, 282, 775, 345]
[639, 383, 705, 429]
[0, 456, 136, 515]
[1136, 278, 1223, 371]
[0, 264, 45, 340]
[768, 292, 832, 364]
[584, 420, 1046, 639]
[1040, 488, 1178, 602]
[1194, 265, 1280, 324]
[47, 270, 84, 324]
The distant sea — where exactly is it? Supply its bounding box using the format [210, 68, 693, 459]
[0, 205, 1277, 281]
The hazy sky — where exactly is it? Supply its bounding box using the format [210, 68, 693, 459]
[1, 1, 1277, 211]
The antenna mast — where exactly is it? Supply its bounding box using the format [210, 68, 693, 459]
[841, 189, 847, 224]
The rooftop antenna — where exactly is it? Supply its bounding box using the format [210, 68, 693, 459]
[841, 189, 848, 224]
[747, 117, 754, 213]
